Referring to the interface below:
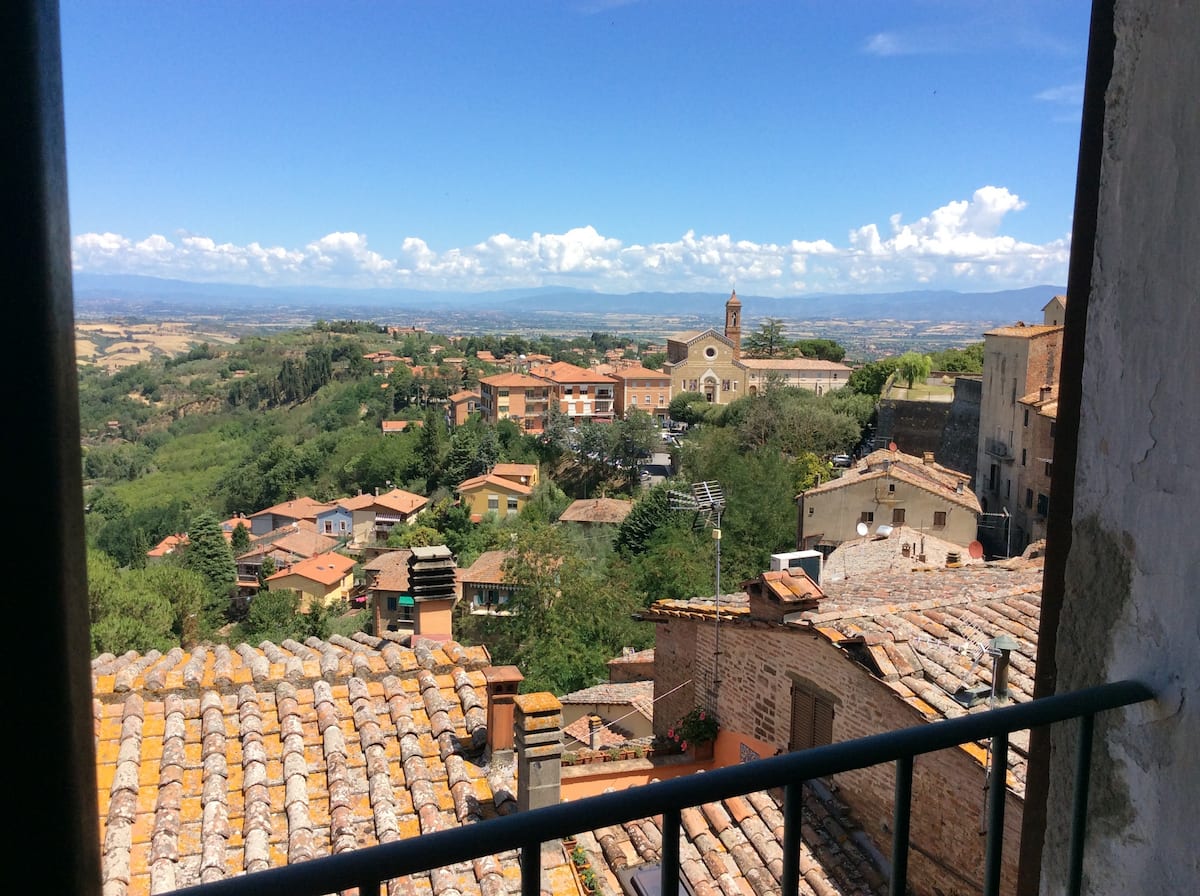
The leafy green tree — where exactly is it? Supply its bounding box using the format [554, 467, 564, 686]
[258, 555, 277, 586]
[929, 343, 984, 373]
[520, 480, 572, 525]
[238, 588, 306, 644]
[183, 511, 236, 629]
[416, 406, 447, 486]
[88, 549, 176, 655]
[139, 562, 210, 645]
[743, 318, 791, 358]
[668, 391, 708, 425]
[896, 351, 933, 388]
[795, 338, 847, 362]
[641, 352, 667, 370]
[388, 524, 445, 548]
[230, 521, 251, 555]
[847, 358, 901, 396]
[612, 408, 659, 477]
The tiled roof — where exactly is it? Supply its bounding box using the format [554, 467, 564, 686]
[490, 463, 537, 481]
[528, 361, 616, 384]
[795, 564, 1045, 794]
[820, 526, 983, 583]
[249, 497, 334, 523]
[982, 323, 1062, 338]
[739, 357, 853, 372]
[90, 634, 573, 896]
[148, 533, 187, 557]
[372, 488, 429, 516]
[238, 528, 339, 563]
[267, 551, 356, 586]
[558, 681, 654, 722]
[479, 373, 545, 388]
[557, 498, 634, 524]
[638, 593, 752, 623]
[448, 390, 480, 403]
[364, 549, 414, 593]
[562, 715, 632, 750]
[607, 648, 654, 667]
[456, 474, 533, 497]
[457, 550, 513, 586]
[605, 365, 669, 381]
[803, 448, 979, 513]
[575, 783, 887, 896]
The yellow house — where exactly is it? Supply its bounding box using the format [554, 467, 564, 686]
[265, 551, 356, 611]
[456, 472, 533, 520]
[799, 447, 980, 551]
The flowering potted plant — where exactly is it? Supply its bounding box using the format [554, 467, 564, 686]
[667, 708, 718, 758]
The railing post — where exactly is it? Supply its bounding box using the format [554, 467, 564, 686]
[521, 840, 541, 896]
[355, 880, 380, 896]
[890, 755, 913, 896]
[782, 782, 803, 896]
[661, 809, 681, 896]
[1066, 713, 1095, 896]
[983, 733, 1009, 896]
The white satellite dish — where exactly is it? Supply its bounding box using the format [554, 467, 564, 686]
[856, 522, 869, 537]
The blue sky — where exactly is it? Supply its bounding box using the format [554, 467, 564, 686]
[61, 1, 1090, 296]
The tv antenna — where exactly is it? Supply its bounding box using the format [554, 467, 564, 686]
[669, 480, 726, 709]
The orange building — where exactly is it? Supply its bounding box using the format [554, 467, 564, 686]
[607, 364, 672, 421]
[527, 360, 618, 424]
[478, 373, 552, 432]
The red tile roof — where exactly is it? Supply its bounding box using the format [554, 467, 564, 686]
[457, 550, 513, 586]
[364, 549, 413, 592]
[558, 497, 634, 524]
[455, 473, 533, 497]
[249, 496, 334, 523]
[527, 360, 616, 384]
[266, 551, 355, 586]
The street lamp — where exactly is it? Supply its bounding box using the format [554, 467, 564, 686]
[668, 480, 726, 708]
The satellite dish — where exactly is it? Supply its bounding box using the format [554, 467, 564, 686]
[888, 441, 898, 451]
[968, 540, 985, 559]
[856, 522, 869, 537]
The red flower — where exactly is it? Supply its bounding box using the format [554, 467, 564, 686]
[681, 741, 689, 752]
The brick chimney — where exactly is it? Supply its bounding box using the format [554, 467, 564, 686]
[483, 665, 524, 757]
[514, 693, 563, 812]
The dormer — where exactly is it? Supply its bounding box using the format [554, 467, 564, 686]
[746, 567, 825, 623]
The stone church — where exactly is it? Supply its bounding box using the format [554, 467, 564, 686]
[663, 292, 746, 404]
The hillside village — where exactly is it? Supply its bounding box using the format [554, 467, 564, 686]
[83, 292, 1066, 896]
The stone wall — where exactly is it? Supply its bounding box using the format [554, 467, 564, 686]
[657, 617, 1022, 896]
[939, 376, 982, 484]
[876, 398, 953, 460]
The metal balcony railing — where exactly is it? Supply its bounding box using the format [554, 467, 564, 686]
[165, 680, 1153, 896]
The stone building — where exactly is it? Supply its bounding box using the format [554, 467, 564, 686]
[663, 292, 746, 404]
[975, 298, 1065, 553]
[641, 559, 1044, 896]
[798, 446, 980, 552]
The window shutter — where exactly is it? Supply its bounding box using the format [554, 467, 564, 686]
[790, 688, 815, 751]
[813, 698, 834, 747]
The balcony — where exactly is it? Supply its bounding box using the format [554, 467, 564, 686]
[985, 438, 1014, 463]
[160, 680, 1151, 896]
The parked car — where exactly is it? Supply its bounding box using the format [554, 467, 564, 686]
[832, 453, 853, 468]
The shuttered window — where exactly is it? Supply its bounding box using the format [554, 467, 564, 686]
[789, 685, 834, 751]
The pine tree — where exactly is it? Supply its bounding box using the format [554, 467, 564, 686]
[183, 511, 236, 630]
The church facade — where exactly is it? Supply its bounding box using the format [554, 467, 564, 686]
[663, 292, 746, 404]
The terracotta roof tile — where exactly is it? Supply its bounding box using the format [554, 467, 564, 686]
[558, 498, 635, 524]
[92, 635, 553, 895]
[574, 782, 886, 896]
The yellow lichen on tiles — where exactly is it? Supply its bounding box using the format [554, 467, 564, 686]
[397, 815, 422, 838]
[94, 675, 116, 694]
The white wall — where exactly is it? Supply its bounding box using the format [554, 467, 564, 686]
[1041, 2, 1200, 891]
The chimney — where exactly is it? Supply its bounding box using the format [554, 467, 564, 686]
[483, 665, 524, 757]
[946, 551, 962, 568]
[514, 693, 563, 812]
[923, 451, 935, 465]
[989, 635, 1020, 704]
[1040, 384, 1053, 401]
[587, 714, 603, 751]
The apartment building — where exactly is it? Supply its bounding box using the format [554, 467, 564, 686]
[478, 373, 552, 432]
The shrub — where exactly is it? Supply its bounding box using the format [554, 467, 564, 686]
[666, 707, 718, 752]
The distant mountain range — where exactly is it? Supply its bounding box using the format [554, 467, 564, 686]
[72, 274, 1065, 328]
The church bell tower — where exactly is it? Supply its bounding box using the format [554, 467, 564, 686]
[724, 290, 742, 359]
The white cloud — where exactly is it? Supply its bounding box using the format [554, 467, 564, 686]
[71, 186, 1070, 295]
[1035, 83, 1084, 105]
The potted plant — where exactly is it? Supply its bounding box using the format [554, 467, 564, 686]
[561, 750, 578, 767]
[580, 866, 599, 894]
[667, 708, 718, 758]
[571, 845, 587, 868]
